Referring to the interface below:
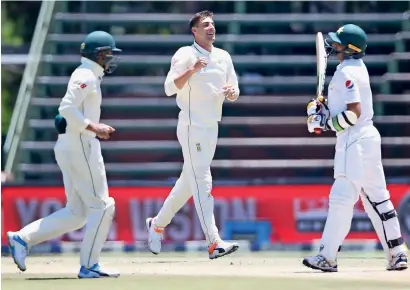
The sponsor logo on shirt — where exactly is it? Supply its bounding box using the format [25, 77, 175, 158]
[345, 80, 354, 89]
[71, 80, 87, 89]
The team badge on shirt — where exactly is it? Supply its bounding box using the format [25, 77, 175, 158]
[171, 57, 179, 67]
[345, 80, 354, 89]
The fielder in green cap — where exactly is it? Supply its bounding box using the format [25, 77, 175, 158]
[7, 31, 122, 278]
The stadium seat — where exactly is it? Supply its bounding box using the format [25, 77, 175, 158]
[13, 3, 410, 183]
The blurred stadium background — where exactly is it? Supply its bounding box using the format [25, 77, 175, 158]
[1, 1, 410, 255]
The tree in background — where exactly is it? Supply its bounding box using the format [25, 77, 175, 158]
[1, 1, 40, 136]
[2, 1, 40, 174]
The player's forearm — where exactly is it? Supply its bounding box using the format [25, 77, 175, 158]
[326, 102, 361, 132]
[164, 67, 195, 96]
[58, 105, 90, 131]
[85, 122, 100, 133]
[326, 110, 358, 132]
[174, 67, 196, 89]
[226, 55, 239, 101]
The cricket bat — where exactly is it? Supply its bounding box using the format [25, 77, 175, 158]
[314, 32, 328, 134]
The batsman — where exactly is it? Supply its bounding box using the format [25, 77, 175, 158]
[7, 31, 121, 278]
[304, 24, 408, 272]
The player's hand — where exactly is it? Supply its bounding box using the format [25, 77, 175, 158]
[307, 98, 321, 116]
[97, 124, 115, 139]
[307, 114, 327, 134]
[191, 57, 208, 73]
[222, 85, 237, 101]
[88, 123, 115, 139]
[306, 96, 330, 118]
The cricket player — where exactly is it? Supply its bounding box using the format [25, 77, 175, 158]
[7, 31, 122, 278]
[303, 24, 408, 272]
[146, 10, 240, 259]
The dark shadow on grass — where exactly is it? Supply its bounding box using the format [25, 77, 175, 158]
[342, 257, 385, 260]
[294, 269, 384, 274]
[138, 260, 212, 264]
[26, 277, 77, 281]
[293, 271, 330, 274]
[137, 260, 189, 264]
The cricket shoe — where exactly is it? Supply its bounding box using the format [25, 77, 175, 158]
[208, 240, 239, 260]
[7, 231, 28, 272]
[145, 217, 164, 255]
[78, 264, 120, 278]
[387, 252, 408, 271]
[302, 254, 338, 272]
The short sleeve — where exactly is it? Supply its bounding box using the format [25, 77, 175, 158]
[338, 70, 361, 104]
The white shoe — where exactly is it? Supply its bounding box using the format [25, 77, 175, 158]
[387, 252, 408, 271]
[145, 217, 163, 255]
[208, 240, 239, 259]
[302, 254, 338, 272]
[7, 231, 28, 272]
[78, 264, 120, 278]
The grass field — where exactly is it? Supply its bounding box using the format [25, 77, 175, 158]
[2, 252, 409, 290]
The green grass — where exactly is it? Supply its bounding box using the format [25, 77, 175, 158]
[2, 275, 410, 290]
[2, 252, 409, 290]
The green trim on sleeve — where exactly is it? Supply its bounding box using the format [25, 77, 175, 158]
[332, 116, 344, 132]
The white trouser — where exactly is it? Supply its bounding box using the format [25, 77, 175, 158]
[155, 122, 221, 244]
[18, 133, 115, 268]
[320, 126, 406, 261]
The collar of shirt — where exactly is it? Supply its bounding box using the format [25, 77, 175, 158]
[193, 41, 213, 55]
[81, 57, 105, 79]
[337, 58, 363, 70]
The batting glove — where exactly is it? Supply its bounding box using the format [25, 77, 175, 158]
[306, 96, 330, 118]
[307, 113, 329, 134]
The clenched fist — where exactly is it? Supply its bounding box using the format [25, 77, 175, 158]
[306, 96, 330, 119]
[222, 85, 237, 101]
[191, 57, 208, 73]
[87, 123, 115, 140]
[307, 114, 326, 134]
